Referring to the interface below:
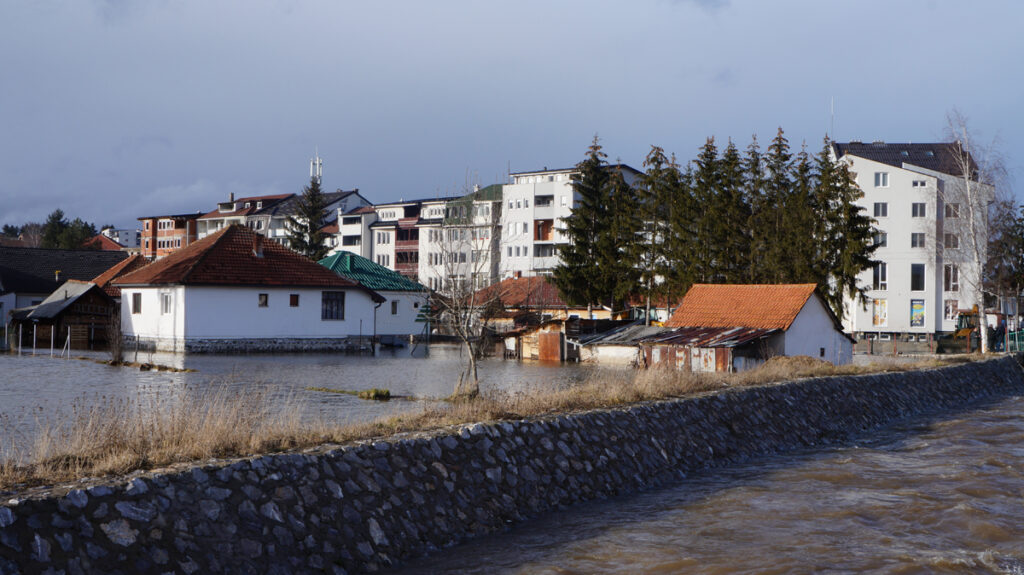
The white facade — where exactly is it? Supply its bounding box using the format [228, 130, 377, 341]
[121, 285, 379, 352]
[500, 167, 639, 279]
[782, 293, 854, 365]
[838, 154, 987, 336]
[374, 290, 428, 338]
[331, 210, 377, 259]
[101, 228, 140, 247]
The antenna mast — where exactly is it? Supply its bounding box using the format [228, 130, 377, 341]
[310, 147, 323, 184]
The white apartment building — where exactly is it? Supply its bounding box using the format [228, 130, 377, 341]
[500, 166, 640, 278]
[101, 227, 140, 248]
[834, 142, 991, 339]
[330, 206, 377, 259]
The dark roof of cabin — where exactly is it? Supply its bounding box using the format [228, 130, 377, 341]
[0, 246, 129, 296]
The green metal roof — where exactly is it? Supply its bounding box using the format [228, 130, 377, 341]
[318, 251, 428, 292]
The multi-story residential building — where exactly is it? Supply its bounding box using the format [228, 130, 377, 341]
[248, 189, 371, 248]
[500, 165, 640, 278]
[330, 206, 377, 259]
[100, 227, 140, 248]
[833, 141, 991, 340]
[195, 194, 293, 240]
[368, 197, 461, 280]
[434, 185, 503, 292]
[138, 213, 201, 259]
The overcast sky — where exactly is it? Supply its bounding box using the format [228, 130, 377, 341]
[2, 0, 1021, 229]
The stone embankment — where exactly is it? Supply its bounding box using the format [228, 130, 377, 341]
[2, 356, 1022, 574]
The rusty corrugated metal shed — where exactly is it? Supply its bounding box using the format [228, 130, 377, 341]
[641, 326, 778, 348]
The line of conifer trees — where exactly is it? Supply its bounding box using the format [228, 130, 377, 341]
[552, 128, 878, 321]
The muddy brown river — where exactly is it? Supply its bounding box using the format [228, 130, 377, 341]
[390, 394, 1024, 574]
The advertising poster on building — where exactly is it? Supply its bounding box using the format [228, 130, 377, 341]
[910, 299, 925, 327]
[872, 299, 887, 327]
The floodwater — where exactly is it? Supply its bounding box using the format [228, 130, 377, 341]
[391, 394, 1024, 574]
[0, 344, 628, 456]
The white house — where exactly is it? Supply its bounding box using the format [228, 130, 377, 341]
[319, 251, 429, 344]
[833, 142, 992, 340]
[113, 225, 385, 353]
[500, 165, 640, 279]
[663, 284, 854, 369]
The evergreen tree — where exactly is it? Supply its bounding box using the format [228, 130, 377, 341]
[743, 136, 767, 282]
[716, 139, 752, 282]
[815, 138, 877, 318]
[1, 224, 20, 238]
[552, 136, 611, 316]
[691, 138, 721, 282]
[61, 218, 97, 249]
[41, 209, 68, 248]
[758, 127, 793, 283]
[286, 176, 329, 260]
[784, 143, 819, 283]
[602, 166, 642, 311]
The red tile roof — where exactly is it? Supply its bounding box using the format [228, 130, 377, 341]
[665, 284, 817, 330]
[81, 234, 125, 251]
[475, 276, 567, 308]
[320, 222, 339, 234]
[112, 225, 384, 301]
[92, 254, 150, 297]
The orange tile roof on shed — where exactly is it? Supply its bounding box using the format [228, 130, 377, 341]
[92, 254, 150, 297]
[112, 225, 385, 302]
[665, 284, 817, 331]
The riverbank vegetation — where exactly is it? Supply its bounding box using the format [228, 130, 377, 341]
[0, 355, 977, 491]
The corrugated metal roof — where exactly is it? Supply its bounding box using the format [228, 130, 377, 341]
[25, 280, 98, 320]
[318, 251, 427, 293]
[641, 326, 778, 348]
[578, 322, 667, 345]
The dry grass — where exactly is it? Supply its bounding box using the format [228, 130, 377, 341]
[0, 354, 977, 491]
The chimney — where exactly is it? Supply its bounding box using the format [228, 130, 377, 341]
[54, 270, 61, 282]
[229, 192, 235, 202]
[253, 234, 264, 258]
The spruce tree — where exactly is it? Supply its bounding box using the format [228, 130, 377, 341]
[691, 138, 721, 282]
[60, 218, 97, 249]
[743, 136, 767, 282]
[41, 209, 68, 248]
[784, 143, 819, 283]
[827, 148, 878, 318]
[552, 136, 611, 316]
[602, 166, 642, 311]
[287, 176, 329, 261]
[716, 139, 752, 282]
[760, 128, 793, 283]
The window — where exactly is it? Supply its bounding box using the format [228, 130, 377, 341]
[872, 262, 887, 290]
[290, 294, 300, 307]
[508, 246, 512, 257]
[912, 180, 927, 188]
[516, 200, 521, 209]
[874, 172, 889, 187]
[912, 203, 926, 217]
[872, 299, 887, 327]
[391, 300, 399, 315]
[132, 292, 142, 314]
[321, 291, 345, 320]
[873, 202, 888, 217]
[161, 293, 172, 315]
[945, 203, 960, 218]
[944, 233, 959, 249]
[911, 233, 925, 248]
[944, 299, 959, 320]
[522, 222, 529, 234]
[258, 293, 268, 307]
[515, 246, 521, 257]
[944, 264, 959, 292]
[524, 199, 529, 208]
[342, 236, 360, 246]
[561, 196, 567, 207]
[873, 232, 887, 247]
[910, 263, 925, 291]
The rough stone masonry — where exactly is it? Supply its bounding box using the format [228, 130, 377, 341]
[1, 356, 1022, 574]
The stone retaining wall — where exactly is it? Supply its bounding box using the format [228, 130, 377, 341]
[2, 357, 1022, 574]
[126, 336, 372, 354]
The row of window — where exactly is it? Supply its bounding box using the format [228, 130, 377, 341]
[515, 174, 569, 184]
[131, 292, 350, 320]
[870, 297, 962, 328]
[873, 172, 930, 189]
[508, 196, 568, 211]
[873, 202, 960, 218]
[871, 262, 959, 292]
[145, 238, 182, 250]
[873, 232, 959, 249]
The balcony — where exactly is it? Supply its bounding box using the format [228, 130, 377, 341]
[534, 219, 554, 242]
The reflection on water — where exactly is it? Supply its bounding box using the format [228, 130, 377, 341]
[0, 345, 629, 454]
[390, 395, 1024, 575]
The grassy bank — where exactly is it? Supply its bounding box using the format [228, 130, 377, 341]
[0, 355, 977, 491]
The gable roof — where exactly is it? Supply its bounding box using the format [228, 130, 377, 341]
[832, 142, 975, 177]
[475, 276, 568, 309]
[92, 254, 150, 297]
[112, 225, 385, 302]
[0, 246, 130, 296]
[197, 194, 294, 220]
[21, 280, 112, 320]
[254, 190, 359, 218]
[665, 284, 817, 330]
[319, 251, 427, 292]
[81, 234, 124, 251]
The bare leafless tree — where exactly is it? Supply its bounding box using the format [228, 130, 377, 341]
[425, 195, 505, 398]
[942, 110, 1004, 353]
